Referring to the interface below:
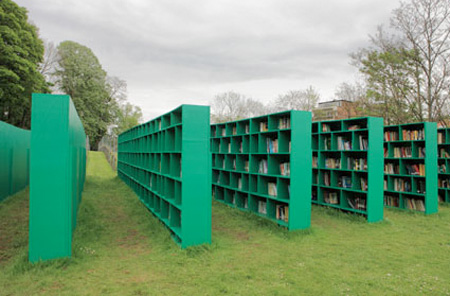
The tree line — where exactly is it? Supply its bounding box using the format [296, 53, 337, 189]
[0, 0, 142, 149]
[211, 0, 450, 125]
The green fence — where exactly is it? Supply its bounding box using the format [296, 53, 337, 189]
[29, 93, 87, 262]
[0, 121, 30, 202]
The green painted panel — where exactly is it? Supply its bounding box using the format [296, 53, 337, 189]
[29, 94, 87, 262]
[117, 104, 211, 248]
[210, 110, 312, 230]
[0, 121, 30, 201]
[383, 122, 437, 214]
[312, 117, 384, 222]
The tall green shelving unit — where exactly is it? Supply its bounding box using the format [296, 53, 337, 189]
[312, 117, 384, 223]
[383, 122, 438, 214]
[117, 105, 211, 248]
[438, 128, 450, 203]
[211, 110, 312, 230]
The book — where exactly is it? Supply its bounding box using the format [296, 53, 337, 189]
[244, 161, 249, 172]
[438, 132, 445, 144]
[360, 178, 368, 191]
[258, 159, 268, 174]
[323, 171, 330, 186]
[268, 182, 277, 196]
[280, 162, 290, 176]
[232, 125, 237, 135]
[312, 156, 318, 168]
[222, 128, 226, 136]
[322, 124, 330, 132]
[266, 138, 278, 153]
[348, 125, 361, 130]
[245, 124, 249, 134]
[393, 146, 412, 158]
[260, 121, 268, 132]
[258, 200, 267, 214]
[324, 137, 331, 150]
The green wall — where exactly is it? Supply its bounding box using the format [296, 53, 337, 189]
[0, 121, 30, 201]
[29, 94, 87, 262]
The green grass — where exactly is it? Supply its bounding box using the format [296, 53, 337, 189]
[1, 151, 450, 295]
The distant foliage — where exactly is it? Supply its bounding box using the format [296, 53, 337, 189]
[0, 0, 49, 128]
[210, 91, 267, 123]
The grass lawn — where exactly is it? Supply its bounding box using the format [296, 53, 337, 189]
[1, 151, 450, 295]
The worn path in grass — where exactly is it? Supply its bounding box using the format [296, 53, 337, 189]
[1, 151, 450, 295]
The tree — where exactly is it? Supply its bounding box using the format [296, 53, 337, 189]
[113, 102, 143, 136]
[392, 0, 450, 122]
[55, 41, 112, 149]
[210, 91, 266, 123]
[271, 86, 320, 112]
[0, 0, 49, 128]
[39, 40, 60, 90]
[353, 0, 450, 123]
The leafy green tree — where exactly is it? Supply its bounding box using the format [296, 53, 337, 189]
[357, 47, 420, 124]
[0, 0, 49, 128]
[113, 102, 143, 136]
[55, 41, 113, 149]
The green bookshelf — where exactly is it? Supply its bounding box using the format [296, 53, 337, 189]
[437, 128, 450, 203]
[117, 105, 211, 248]
[211, 110, 312, 230]
[383, 122, 438, 214]
[312, 117, 384, 222]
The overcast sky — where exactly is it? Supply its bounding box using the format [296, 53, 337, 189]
[16, 0, 401, 121]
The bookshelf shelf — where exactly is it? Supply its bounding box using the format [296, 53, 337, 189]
[312, 117, 384, 222]
[438, 127, 450, 203]
[118, 105, 211, 248]
[211, 111, 312, 230]
[384, 122, 438, 213]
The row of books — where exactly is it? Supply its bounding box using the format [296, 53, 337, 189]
[267, 138, 278, 153]
[384, 163, 400, 174]
[322, 124, 333, 132]
[405, 197, 425, 211]
[384, 131, 399, 141]
[337, 136, 352, 150]
[276, 204, 289, 222]
[323, 172, 330, 186]
[404, 164, 425, 176]
[323, 191, 339, 204]
[347, 196, 367, 210]
[325, 158, 341, 169]
[384, 195, 400, 207]
[348, 158, 367, 171]
[438, 132, 446, 144]
[359, 135, 368, 150]
[439, 164, 447, 173]
[402, 129, 424, 141]
[280, 162, 290, 176]
[338, 176, 352, 188]
[278, 117, 291, 129]
[394, 178, 412, 192]
[393, 147, 412, 158]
